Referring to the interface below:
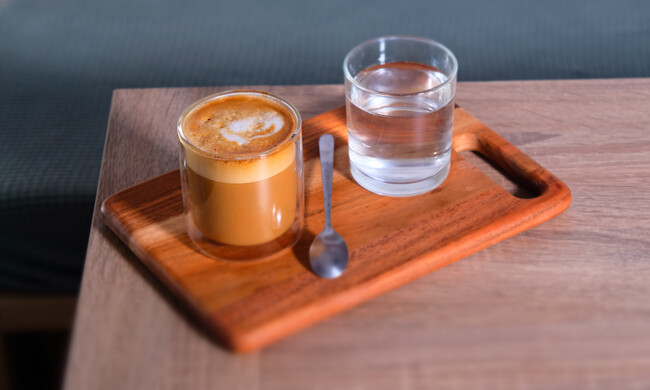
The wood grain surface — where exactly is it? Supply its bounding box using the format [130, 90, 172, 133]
[100, 106, 570, 352]
[65, 80, 650, 389]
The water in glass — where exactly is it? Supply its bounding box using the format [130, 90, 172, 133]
[346, 61, 455, 196]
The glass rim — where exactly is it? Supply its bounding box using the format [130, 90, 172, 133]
[343, 35, 458, 97]
[177, 90, 302, 161]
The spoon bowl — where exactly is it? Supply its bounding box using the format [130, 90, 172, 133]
[309, 228, 348, 279]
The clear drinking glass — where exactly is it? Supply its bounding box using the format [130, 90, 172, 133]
[344, 36, 458, 197]
[177, 90, 304, 261]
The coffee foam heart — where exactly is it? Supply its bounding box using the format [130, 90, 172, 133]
[181, 93, 296, 155]
[215, 112, 285, 145]
[180, 92, 298, 183]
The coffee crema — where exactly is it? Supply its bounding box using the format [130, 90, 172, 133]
[182, 93, 296, 157]
[178, 91, 302, 249]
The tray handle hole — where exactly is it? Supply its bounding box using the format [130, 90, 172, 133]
[459, 150, 539, 199]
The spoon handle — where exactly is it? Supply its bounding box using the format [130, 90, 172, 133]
[319, 134, 334, 229]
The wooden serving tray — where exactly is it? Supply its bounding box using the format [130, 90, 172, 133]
[102, 106, 571, 353]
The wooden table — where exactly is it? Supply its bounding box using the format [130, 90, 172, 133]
[64, 80, 650, 390]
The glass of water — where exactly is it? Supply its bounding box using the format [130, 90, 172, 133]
[344, 36, 458, 197]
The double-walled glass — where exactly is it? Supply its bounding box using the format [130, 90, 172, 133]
[344, 36, 458, 197]
[178, 90, 304, 261]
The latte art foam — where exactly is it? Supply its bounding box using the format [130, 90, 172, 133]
[179, 92, 299, 184]
[207, 110, 285, 146]
[182, 93, 296, 157]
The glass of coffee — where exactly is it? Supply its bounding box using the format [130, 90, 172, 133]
[177, 90, 303, 261]
[344, 36, 458, 197]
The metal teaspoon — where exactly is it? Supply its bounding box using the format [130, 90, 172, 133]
[309, 134, 349, 279]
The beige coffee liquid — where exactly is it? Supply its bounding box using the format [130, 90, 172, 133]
[181, 93, 298, 246]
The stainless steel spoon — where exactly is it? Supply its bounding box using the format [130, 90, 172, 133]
[309, 134, 349, 279]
